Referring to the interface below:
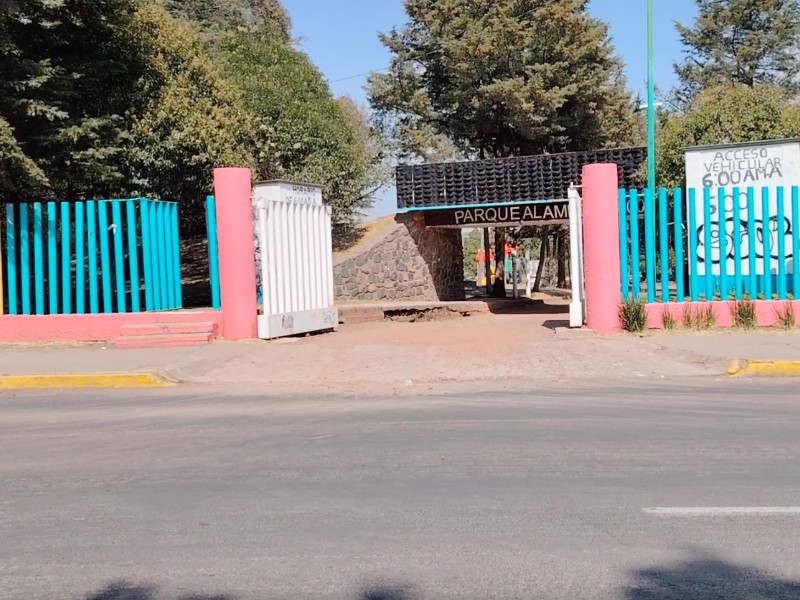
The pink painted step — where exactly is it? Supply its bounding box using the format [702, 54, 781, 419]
[114, 332, 215, 349]
[115, 321, 218, 349]
[119, 322, 219, 336]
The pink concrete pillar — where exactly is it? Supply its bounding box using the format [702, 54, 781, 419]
[213, 167, 258, 340]
[582, 163, 621, 334]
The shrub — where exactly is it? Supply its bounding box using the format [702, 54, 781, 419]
[776, 302, 796, 330]
[682, 303, 717, 330]
[731, 295, 756, 330]
[620, 295, 648, 333]
[698, 303, 717, 330]
[662, 306, 679, 330]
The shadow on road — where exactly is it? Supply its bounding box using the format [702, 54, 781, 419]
[87, 583, 232, 600]
[624, 553, 800, 599]
[76, 557, 800, 599]
[83, 582, 417, 600]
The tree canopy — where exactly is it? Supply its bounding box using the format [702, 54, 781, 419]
[0, 0, 145, 199]
[126, 5, 252, 204]
[0, 0, 385, 229]
[161, 0, 292, 41]
[219, 28, 384, 225]
[368, 0, 642, 161]
[165, 0, 389, 225]
[656, 84, 800, 187]
[674, 0, 800, 102]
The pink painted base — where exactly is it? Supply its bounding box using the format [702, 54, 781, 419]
[645, 301, 800, 329]
[0, 311, 223, 343]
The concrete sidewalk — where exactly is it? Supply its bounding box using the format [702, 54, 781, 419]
[646, 329, 800, 361]
[2, 304, 798, 393]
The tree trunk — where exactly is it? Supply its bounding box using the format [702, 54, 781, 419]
[557, 227, 567, 289]
[533, 226, 549, 293]
[492, 227, 506, 297]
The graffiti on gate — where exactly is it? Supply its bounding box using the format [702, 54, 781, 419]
[693, 186, 796, 274]
[696, 215, 794, 267]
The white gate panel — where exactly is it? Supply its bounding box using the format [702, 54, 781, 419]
[568, 185, 586, 328]
[253, 181, 338, 339]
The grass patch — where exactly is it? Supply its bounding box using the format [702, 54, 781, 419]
[697, 303, 717, 330]
[775, 302, 796, 330]
[731, 295, 757, 330]
[661, 306, 679, 330]
[682, 303, 717, 330]
[620, 295, 647, 333]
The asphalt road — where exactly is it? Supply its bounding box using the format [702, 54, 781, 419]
[2, 379, 800, 599]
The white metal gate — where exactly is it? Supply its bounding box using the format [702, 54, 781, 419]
[252, 181, 338, 339]
[568, 184, 586, 328]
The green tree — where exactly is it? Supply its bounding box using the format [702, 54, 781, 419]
[0, 1, 250, 215]
[336, 96, 392, 211]
[656, 84, 800, 188]
[0, 0, 145, 199]
[0, 115, 48, 197]
[126, 5, 253, 212]
[675, 0, 800, 102]
[462, 229, 483, 280]
[369, 0, 640, 295]
[220, 28, 379, 225]
[368, 0, 641, 161]
[160, 0, 291, 42]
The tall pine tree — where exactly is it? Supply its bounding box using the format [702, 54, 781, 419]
[368, 0, 641, 161]
[0, 0, 145, 199]
[675, 0, 800, 102]
[369, 0, 640, 295]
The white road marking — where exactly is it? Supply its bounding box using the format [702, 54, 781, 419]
[644, 507, 800, 515]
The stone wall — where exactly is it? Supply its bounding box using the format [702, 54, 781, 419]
[334, 213, 464, 302]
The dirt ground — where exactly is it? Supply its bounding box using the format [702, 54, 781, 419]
[141, 292, 723, 394]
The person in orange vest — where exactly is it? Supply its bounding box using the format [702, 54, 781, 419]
[475, 249, 496, 287]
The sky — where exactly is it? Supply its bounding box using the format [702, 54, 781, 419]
[281, 0, 699, 218]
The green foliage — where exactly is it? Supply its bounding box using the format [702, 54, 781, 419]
[0, 0, 145, 199]
[0, 0, 381, 234]
[656, 84, 800, 188]
[336, 96, 392, 211]
[675, 0, 800, 102]
[620, 295, 648, 333]
[0, 115, 48, 196]
[0, 0, 249, 211]
[126, 6, 253, 207]
[220, 29, 381, 224]
[731, 295, 757, 329]
[161, 0, 292, 41]
[462, 229, 483, 279]
[369, 0, 641, 161]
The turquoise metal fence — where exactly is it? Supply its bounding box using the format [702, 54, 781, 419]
[619, 186, 800, 302]
[205, 196, 221, 311]
[1, 198, 181, 315]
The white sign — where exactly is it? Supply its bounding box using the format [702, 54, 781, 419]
[253, 180, 324, 208]
[685, 139, 800, 276]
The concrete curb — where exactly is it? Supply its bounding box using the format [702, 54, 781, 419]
[0, 372, 175, 389]
[728, 360, 800, 378]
